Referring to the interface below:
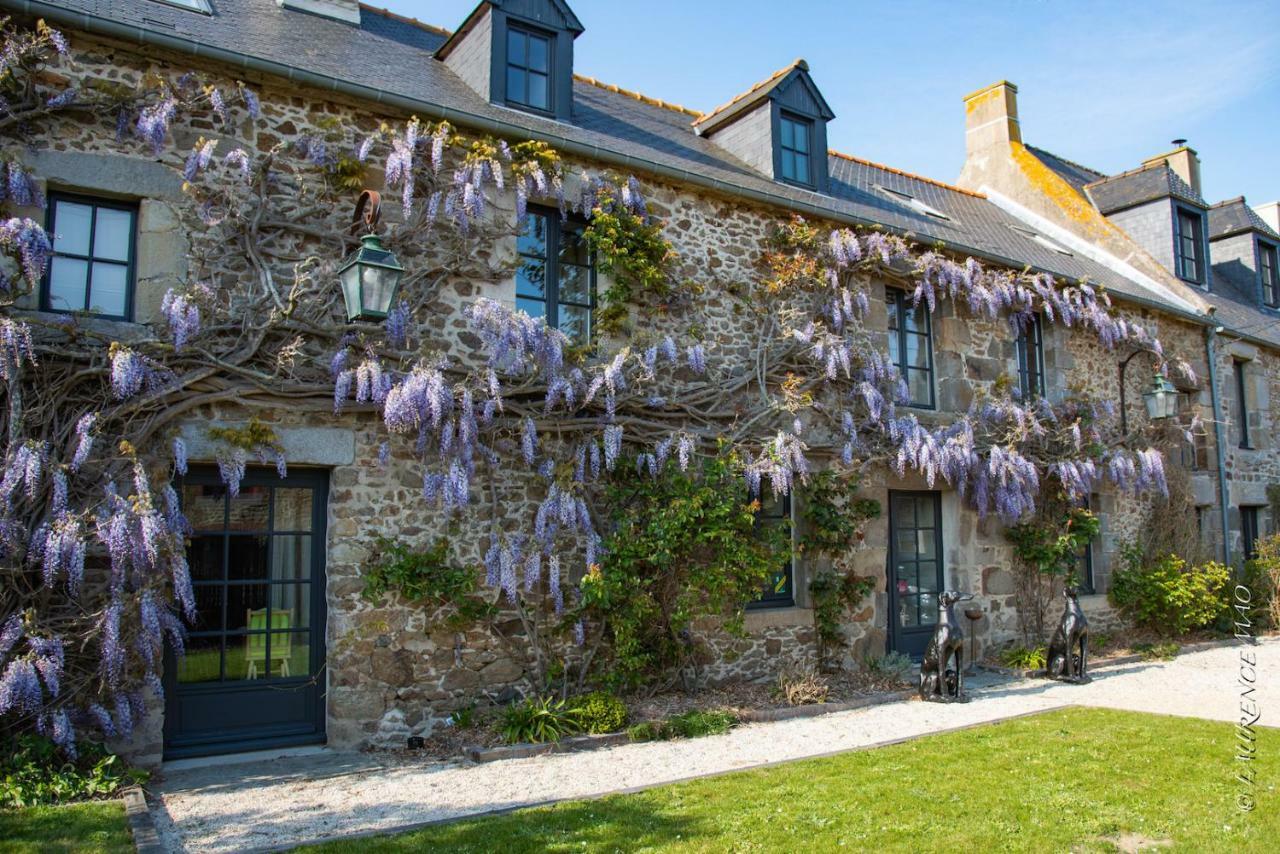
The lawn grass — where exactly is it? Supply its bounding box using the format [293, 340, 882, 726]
[305, 707, 1278, 853]
[0, 800, 133, 853]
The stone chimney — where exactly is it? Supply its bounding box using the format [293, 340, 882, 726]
[278, 0, 360, 25]
[1142, 145, 1202, 197]
[1253, 201, 1280, 233]
[963, 81, 1021, 157]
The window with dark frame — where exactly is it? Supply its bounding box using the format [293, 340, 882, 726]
[43, 193, 137, 320]
[886, 289, 935, 408]
[1075, 494, 1097, 594]
[1241, 506, 1261, 562]
[516, 207, 595, 345]
[1015, 314, 1045, 399]
[1233, 359, 1252, 449]
[1175, 208, 1204, 284]
[778, 113, 813, 187]
[1260, 241, 1279, 308]
[505, 23, 552, 112]
[749, 487, 794, 609]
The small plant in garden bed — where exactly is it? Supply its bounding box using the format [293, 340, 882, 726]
[0, 735, 145, 809]
[626, 710, 737, 742]
[498, 696, 582, 744]
[862, 651, 914, 683]
[1133, 641, 1179, 661]
[569, 691, 629, 734]
[999, 645, 1047, 671]
[775, 661, 831, 706]
[1109, 546, 1230, 635]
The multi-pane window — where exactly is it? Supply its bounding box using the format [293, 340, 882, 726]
[517, 208, 594, 345]
[778, 113, 813, 186]
[1175, 208, 1204, 284]
[43, 194, 136, 319]
[1075, 496, 1097, 594]
[1259, 241, 1278, 308]
[886, 289, 934, 408]
[505, 24, 551, 112]
[1234, 359, 1252, 449]
[1241, 506, 1261, 562]
[749, 488, 793, 609]
[1178, 396, 1210, 470]
[1015, 314, 1045, 399]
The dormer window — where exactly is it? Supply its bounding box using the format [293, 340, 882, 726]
[436, 0, 584, 123]
[778, 113, 813, 187]
[505, 24, 552, 112]
[694, 59, 834, 193]
[1259, 241, 1278, 308]
[1175, 207, 1205, 284]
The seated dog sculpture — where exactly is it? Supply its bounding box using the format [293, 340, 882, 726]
[1045, 586, 1089, 683]
[918, 590, 973, 703]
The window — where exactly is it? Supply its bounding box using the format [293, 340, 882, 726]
[43, 194, 137, 319]
[1074, 495, 1097, 594]
[505, 24, 552, 112]
[149, 0, 213, 12]
[1233, 359, 1251, 449]
[1015, 315, 1045, 399]
[1175, 208, 1204, 283]
[1178, 398, 1210, 470]
[876, 185, 951, 221]
[778, 113, 813, 187]
[516, 207, 594, 345]
[1008, 224, 1072, 256]
[886, 289, 934, 408]
[1260, 241, 1279, 308]
[1241, 506, 1261, 562]
[749, 488, 793, 609]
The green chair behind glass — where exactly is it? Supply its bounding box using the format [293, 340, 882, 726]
[245, 609, 292, 679]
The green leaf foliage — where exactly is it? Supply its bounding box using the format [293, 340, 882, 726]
[568, 691, 628, 734]
[499, 696, 582, 744]
[1108, 546, 1231, 635]
[582, 452, 790, 689]
[361, 536, 495, 629]
[0, 735, 144, 809]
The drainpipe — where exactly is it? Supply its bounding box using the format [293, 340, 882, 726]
[1204, 316, 1232, 566]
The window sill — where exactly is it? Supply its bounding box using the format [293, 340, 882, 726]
[15, 309, 150, 341]
[744, 605, 812, 631]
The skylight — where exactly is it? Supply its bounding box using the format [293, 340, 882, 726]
[148, 0, 212, 13]
[875, 185, 950, 220]
[1009, 224, 1074, 256]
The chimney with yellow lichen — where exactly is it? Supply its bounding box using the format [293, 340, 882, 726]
[963, 81, 1021, 158]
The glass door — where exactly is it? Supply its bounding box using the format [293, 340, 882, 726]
[887, 491, 944, 659]
[163, 468, 328, 759]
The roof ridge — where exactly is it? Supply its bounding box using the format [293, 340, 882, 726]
[1210, 196, 1246, 209]
[692, 58, 806, 128]
[827, 149, 986, 199]
[359, 4, 453, 37]
[573, 74, 703, 118]
[1083, 160, 1166, 188]
[1025, 144, 1107, 179]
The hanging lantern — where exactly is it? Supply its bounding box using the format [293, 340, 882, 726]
[1142, 372, 1179, 420]
[337, 190, 404, 322]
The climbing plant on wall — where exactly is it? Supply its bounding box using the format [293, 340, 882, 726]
[0, 18, 1192, 749]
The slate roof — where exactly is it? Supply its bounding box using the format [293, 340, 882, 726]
[1024, 145, 1106, 195]
[1208, 197, 1280, 242]
[11, 0, 1222, 322]
[1084, 163, 1206, 214]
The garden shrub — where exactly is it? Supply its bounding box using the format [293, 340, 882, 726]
[498, 696, 581, 744]
[0, 735, 143, 808]
[1109, 548, 1231, 635]
[862, 651, 913, 682]
[625, 710, 737, 742]
[569, 691, 628, 734]
[583, 453, 790, 689]
[999, 645, 1047, 670]
[1241, 533, 1280, 630]
[775, 662, 830, 706]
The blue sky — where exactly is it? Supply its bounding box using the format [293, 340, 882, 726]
[388, 1, 1280, 205]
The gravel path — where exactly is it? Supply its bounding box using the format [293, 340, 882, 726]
[150, 637, 1274, 852]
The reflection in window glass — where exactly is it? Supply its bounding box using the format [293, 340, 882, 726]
[43, 195, 136, 318]
[887, 290, 934, 408]
[516, 209, 595, 345]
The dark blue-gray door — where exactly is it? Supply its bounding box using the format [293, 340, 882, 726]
[163, 468, 328, 759]
[887, 491, 944, 660]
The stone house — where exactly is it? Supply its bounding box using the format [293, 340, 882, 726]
[5, 0, 1276, 764]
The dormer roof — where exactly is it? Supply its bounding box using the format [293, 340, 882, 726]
[1084, 162, 1206, 215]
[1208, 197, 1280, 242]
[693, 59, 834, 136]
[436, 0, 582, 59]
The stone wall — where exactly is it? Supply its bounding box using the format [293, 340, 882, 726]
[21, 24, 1279, 762]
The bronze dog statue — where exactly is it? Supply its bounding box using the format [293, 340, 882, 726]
[1045, 586, 1089, 683]
[919, 590, 973, 702]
